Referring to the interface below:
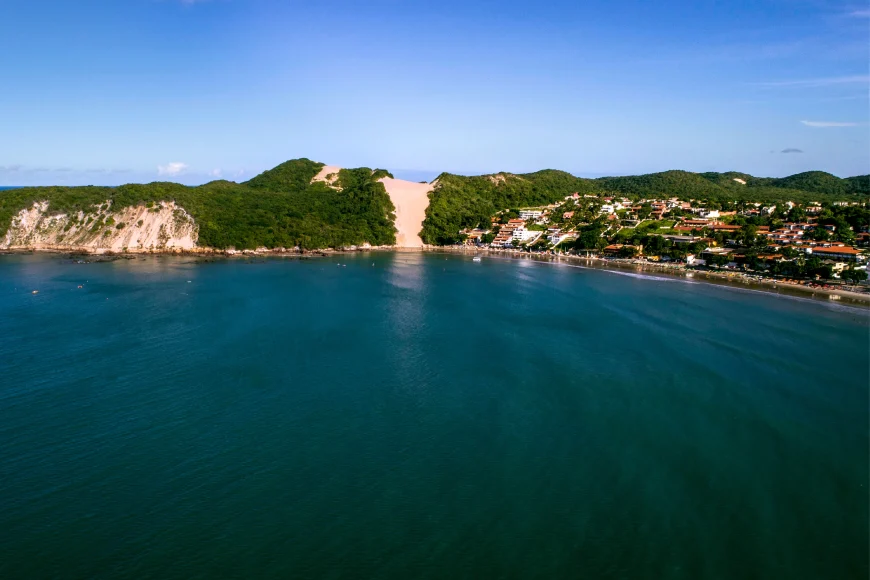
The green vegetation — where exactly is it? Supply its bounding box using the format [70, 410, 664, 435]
[421, 170, 596, 244]
[0, 159, 396, 250]
[1, 159, 866, 250]
[422, 167, 868, 244]
[600, 170, 868, 204]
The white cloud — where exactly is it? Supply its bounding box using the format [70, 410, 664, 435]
[759, 75, 870, 88]
[849, 9, 870, 17]
[800, 120, 859, 127]
[157, 162, 189, 176]
[209, 168, 222, 178]
[0, 164, 22, 172]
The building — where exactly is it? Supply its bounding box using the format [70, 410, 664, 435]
[602, 244, 624, 257]
[809, 246, 864, 262]
[491, 231, 513, 247]
[463, 230, 486, 245]
[547, 230, 575, 245]
[663, 235, 704, 245]
[519, 209, 544, 220]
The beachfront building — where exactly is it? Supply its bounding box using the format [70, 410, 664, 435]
[809, 246, 865, 262]
[512, 226, 540, 242]
[491, 231, 514, 247]
[547, 229, 575, 245]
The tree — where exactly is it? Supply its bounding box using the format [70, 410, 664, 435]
[708, 254, 730, 267]
[738, 224, 758, 247]
[618, 245, 639, 258]
[745, 253, 762, 271]
[803, 256, 823, 276]
[780, 247, 799, 259]
[499, 209, 519, 224]
[815, 264, 834, 280]
[842, 266, 868, 284]
[787, 206, 807, 223]
[669, 247, 688, 261]
[637, 203, 652, 219]
[642, 234, 669, 255]
[810, 227, 830, 242]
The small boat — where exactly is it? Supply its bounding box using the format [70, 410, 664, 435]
[472, 256, 482, 262]
[31, 290, 39, 295]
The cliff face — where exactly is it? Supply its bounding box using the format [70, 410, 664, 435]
[1, 201, 198, 253]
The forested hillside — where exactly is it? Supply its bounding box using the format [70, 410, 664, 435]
[421, 168, 868, 244]
[421, 170, 596, 245]
[0, 159, 397, 250]
[1, 159, 866, 250]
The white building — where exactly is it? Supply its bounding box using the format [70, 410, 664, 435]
[519, 209, 544, 220]
[511, 226, 539, 242]
[548, 231, 574, 245]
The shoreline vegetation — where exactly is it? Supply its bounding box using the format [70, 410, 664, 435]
[2, 244, 868, 308]
[2, 158, 868, 307]
[425, 246, 870, 308]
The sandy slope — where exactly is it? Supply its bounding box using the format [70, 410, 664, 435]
[378, 177, 432, 247]
[311, 165, 342, 187]
[310, 164, 432, 248]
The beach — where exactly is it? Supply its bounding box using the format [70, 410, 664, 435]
[426, 245, 870, 308]
[2, 243, 868, 308]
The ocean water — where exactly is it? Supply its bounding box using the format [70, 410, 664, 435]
[0, 252, 867, 579]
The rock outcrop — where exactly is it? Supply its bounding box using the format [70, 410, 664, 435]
[1, 201, 198, 253]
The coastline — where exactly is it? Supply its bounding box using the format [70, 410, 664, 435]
[425, 246, 870, 308]
[3, 244, 868, 308]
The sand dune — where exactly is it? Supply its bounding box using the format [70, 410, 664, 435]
[314, 164, 432, 247]
[378, 177, 432, 247]
[311, 165, 342, 187]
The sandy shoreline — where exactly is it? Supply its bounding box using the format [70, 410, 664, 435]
[3, 245, 868, 309]
[424, 246, 870, 308]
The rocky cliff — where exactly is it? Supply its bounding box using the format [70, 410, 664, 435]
[1, 200, 198, 253]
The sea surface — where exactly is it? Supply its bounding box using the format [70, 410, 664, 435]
[1, 252, 867, 579]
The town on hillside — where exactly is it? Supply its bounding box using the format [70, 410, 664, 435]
[457, 193, 870, 289]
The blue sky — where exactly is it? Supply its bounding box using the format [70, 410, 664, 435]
[1, 0, 868, 185]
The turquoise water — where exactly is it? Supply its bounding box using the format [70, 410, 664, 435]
[1, 252, 867, 579]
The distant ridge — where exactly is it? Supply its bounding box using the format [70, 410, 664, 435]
[1, 159, 867, 251]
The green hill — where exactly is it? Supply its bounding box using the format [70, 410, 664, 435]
[422, 168, 867, 243]
[1, 159, 866, 250]
[421, 170, 595, 245]
[0, 159, 397, 250]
